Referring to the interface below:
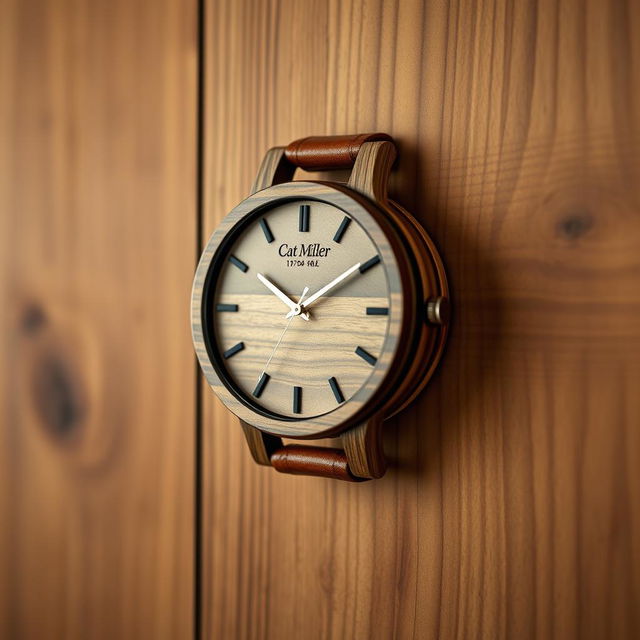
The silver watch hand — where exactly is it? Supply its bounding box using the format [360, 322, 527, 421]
[257, 272, 309, 321]
[259, 287, 309, 378]
[286, 262, 361, 317]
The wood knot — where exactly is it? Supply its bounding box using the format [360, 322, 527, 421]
[21, 304, 47, 335]
[557, 212, 594, 240]
[32, 351, 84, 440]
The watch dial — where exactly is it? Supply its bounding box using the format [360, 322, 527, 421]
[210, 199, 391, 419]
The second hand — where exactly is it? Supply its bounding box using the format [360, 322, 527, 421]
[257, 285, 309, 383]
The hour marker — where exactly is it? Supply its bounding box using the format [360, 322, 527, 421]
[253, 372, 270, 398]
[366, 306, 388, 315]
[260, 218, 274, 243]
[299, 204, 310, 232]
[216, 303, 238, 312]
[229, 255, 248, 272]
[293, 386, 302, 414]
[359, 255, 381, 273]
[328, 376, 344, 404]
[355, 346, 377, 366]
[223, 342, 244, 359]
[333, 216, 351, 243]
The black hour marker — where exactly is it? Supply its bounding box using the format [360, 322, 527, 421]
[355, 346, 377, 366]
[253, 372, 270, 398]
[299, 204, 310, 232]
[216, 303, 238, 312]
[359, 255, 381, 273]
[229, 255, 248, 272]
[260, 218, 274, 243]
[328, 376, 344, 404]
[366, 306, 388, 316]
[333, 216, 351, 243]
[223, 342, 244, 359]
[293, 386, 302, 414]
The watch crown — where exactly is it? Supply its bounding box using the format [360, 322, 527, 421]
[426, 297, 450, 325]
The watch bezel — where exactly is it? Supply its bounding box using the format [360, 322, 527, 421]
[191, 181, 413, 438]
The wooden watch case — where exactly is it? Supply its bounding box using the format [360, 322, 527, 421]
[191, 141, 449, 478]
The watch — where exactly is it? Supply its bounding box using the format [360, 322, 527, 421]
[192, 134, 449, 481]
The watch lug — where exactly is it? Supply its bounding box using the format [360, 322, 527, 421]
[239, 420, 283, 466]
[347, 140, 396, 203]
[250, 147, 296, 194]
[342, 416, 387, 479]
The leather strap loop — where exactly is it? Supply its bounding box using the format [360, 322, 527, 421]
[270, 445, 366, 482]
[284, 133, 394, 171]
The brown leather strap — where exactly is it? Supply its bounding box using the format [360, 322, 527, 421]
[270, 445, 366, 482]
[284, 133, 393, 171]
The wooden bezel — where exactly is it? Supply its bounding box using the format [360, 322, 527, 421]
[192, 180, 419, 438]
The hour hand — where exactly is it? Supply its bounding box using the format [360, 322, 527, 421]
[257, 273, 310, 320]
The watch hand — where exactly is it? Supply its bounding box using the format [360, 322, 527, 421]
[259, 286, 309, 378]
[257, 272, 309, 321]
[286, 262, 361, 317]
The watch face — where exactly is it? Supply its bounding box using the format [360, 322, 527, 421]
[206, 199, 391, 420]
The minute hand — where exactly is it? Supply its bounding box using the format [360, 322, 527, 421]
[288, 262, 361, 316]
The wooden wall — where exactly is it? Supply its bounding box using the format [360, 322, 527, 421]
[1, 0, 638, 638]
[0, 0, 197, 638]
[202, 1, 640, 639]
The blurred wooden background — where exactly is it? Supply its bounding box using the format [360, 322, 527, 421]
[0, 0, 197, 638]
[2, 0, 639, 639]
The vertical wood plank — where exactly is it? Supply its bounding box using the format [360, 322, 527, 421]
[0, 0, 198, 637]
[202, 0, 640, 638]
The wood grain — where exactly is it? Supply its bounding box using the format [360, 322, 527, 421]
[348, 140, 397, 202]
[0, 0, 197, 637]
[342, 417, 387, 479]
[202, 0, 640, 638]
[251, 147, 295, 194]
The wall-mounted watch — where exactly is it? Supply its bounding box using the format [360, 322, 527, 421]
[192, 134, 449, 481]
